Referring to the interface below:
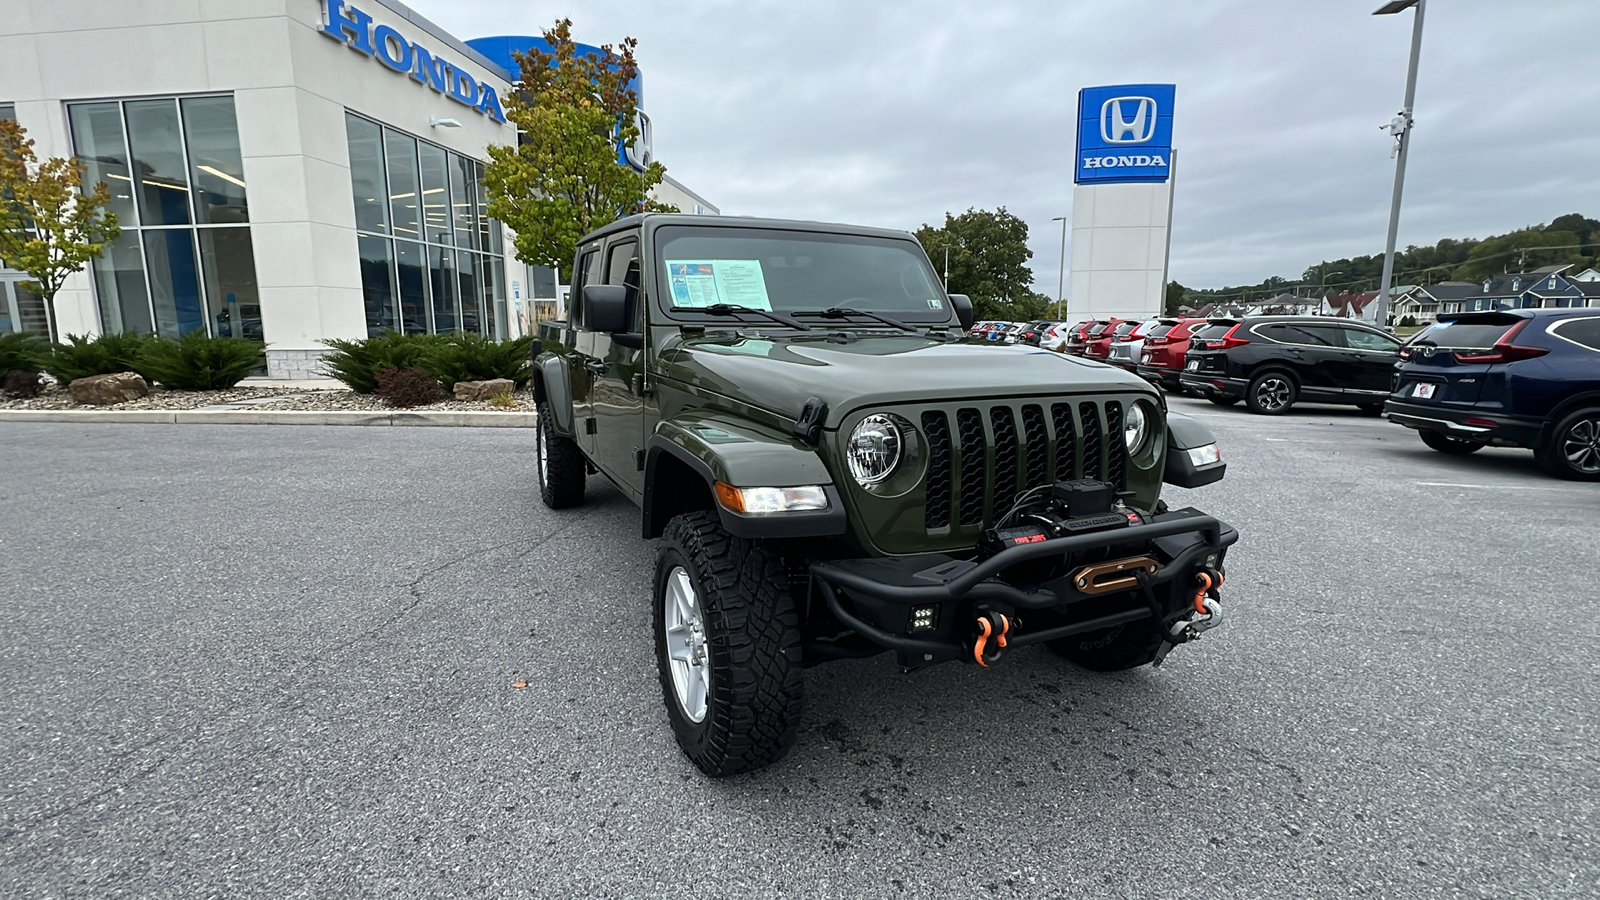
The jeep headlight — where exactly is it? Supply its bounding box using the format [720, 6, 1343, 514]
[1123, 403, 1150, 455]
[847, 414, 902, 485]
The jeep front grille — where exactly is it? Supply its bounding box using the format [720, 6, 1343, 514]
[920, 400, 1126, 531]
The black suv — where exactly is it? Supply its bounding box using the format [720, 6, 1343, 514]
[1179, 316, 1401, 414]
[1385, 309, 1600, 480]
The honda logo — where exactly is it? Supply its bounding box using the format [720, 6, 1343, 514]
[1412, 344, 1436, 357]
[1100, 96, 1157, 144]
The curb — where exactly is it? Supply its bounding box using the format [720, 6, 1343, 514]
[0, 409, 537, 428]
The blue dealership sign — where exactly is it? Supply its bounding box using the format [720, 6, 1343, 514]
[1075, 84, 1175, 184]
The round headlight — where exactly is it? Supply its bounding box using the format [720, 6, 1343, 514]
[847, 414, 903, 485]
[1123, 403, 1150, 455]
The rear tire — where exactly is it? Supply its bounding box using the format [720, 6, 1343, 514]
[1246, 372, 1297, 415]
[1207, 396, 1240, 407]
[654, 512, 804, 777]
[1536, 407, 1600, 481]
[535, 400, 587, 509]
[1419, 429, 1483, 456]
[1048, 619, 1165, 672]
[1357, 403, 1384, 416]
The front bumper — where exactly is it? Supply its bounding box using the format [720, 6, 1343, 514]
[809, 508, 1237, 668]
[1383, 399, 1544, 448]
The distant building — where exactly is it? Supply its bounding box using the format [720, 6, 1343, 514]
[1321, 290, 1380, 322]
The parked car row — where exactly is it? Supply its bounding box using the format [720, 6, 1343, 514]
[1005, 308, 1600, 480]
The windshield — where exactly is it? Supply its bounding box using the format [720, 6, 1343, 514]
[1423, 320, 1519, 351]
[653, 226, 948, 322]
[1191, 322, 1236, 343]
[1146, 323, 1177, 340]
[1112, 322, 1138, 338]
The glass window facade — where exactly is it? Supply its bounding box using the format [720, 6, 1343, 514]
[345, 112, 506, 337]
[69, 96, 258, 340]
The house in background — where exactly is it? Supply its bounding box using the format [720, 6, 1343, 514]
[1392, 282, 1479, 323]
[1321, 290, 1380, 322]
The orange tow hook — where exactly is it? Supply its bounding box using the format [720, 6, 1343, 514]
[972, 613, 1011, 667]
[1192, 571, 1214, 615]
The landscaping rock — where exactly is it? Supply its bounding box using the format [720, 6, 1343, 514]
[453, 378, 514, 401]
[69, 372, 150, 405]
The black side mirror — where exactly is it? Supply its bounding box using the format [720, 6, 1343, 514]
[948, 294, 974, 330]
[581, 284, 629, 333]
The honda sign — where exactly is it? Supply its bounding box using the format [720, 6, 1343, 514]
[1076, 84, 1175, 184]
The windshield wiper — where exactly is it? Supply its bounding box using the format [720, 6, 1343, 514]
[679, 304, 813, 331]
[794, 307, 918, 332]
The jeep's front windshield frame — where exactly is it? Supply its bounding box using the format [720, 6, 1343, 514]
[648, 225, 955, 327]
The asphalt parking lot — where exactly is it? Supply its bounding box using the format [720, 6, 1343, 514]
[2, 403, 1597, 899]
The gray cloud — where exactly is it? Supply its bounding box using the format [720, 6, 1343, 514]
[416, 0, 1600, 292]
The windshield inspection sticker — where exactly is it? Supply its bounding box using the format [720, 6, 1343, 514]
[666, 260, 772, 310]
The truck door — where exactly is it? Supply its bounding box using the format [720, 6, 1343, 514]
[571, 244, 603, 457]
[587, 236, 647, 502]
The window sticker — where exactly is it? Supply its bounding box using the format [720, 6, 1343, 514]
[666, 259, 772, 311]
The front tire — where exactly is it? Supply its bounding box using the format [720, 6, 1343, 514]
[1246, 372, 1297, 415]
[654, 512, 804, 777]
[1419, 429, 1483, 456]
[1537, 407, 1600, 481]
[1047, 619, 1165, 671]
[535, 400, 587, 509]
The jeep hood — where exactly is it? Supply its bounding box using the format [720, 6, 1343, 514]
[657, 332, 1153, 427]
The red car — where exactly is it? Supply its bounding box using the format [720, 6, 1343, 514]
[1082, 318, 1126, 361]
[1067, 319, 1118, 357]
[1135, 317, 1209, 390]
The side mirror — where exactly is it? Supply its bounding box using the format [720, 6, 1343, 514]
[581, 284, 629, 333]
[948, 294, 974, 330]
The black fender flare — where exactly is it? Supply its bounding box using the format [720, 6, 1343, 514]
[534, 353, 575, 437]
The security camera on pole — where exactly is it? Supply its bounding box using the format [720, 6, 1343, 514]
[1069, 84, 1177, 325]
[1373, 0, 1428, 328]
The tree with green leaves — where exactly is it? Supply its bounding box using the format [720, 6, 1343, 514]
[1164, 281, 1188, 317]
[1451, 227, 1589, 282]
[482, 19, 674, 281]
[0, 119, 121, 341]
[913, 208, 1042, 320]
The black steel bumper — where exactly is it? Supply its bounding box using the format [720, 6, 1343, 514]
[1383, 399, 1543, 448]
[808, 508, 1238, 667]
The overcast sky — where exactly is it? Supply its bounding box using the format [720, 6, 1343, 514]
[414, 0, 1600, 295]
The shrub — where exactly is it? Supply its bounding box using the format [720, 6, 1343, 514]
[1399, 315, 1417, 327]
[374, 365, 444, 408]
[0, 332, 47, 374]
[40, 332, 156, 383]
[320, 332, 447, 393]
[138, 331, 265, 390]
[424, 333, 536, 390]
[3, 369, 45, 398]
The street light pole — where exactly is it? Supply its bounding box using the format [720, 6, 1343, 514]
[1051, 215, 1067, 320]
[1374, 0, 1427, 328]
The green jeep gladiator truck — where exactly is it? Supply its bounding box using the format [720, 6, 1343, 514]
[533, 214, 1238, 776]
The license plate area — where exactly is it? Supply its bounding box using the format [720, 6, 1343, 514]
[1413, 382, 1437, 399]
[1185, 360, 1200, 371]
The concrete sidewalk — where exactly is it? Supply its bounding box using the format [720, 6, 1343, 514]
[0, 409, 535, 427]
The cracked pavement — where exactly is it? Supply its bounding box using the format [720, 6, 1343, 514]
[2, 407, 1596, 898]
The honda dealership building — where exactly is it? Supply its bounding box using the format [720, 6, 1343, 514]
[0, 0, 715, 377]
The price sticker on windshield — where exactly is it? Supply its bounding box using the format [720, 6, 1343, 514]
[666, 260, 772, 310]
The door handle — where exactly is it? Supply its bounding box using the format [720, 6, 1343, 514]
[584, 360, 609, 375]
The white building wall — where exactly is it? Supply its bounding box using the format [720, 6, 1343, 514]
[3, 0, 522, 375]
[1067, 177, 1174, 324]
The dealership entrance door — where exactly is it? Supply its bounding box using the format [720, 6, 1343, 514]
[0, 270, 51, 338]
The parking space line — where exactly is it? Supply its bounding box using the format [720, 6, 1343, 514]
[1415, 481, 1568, 492]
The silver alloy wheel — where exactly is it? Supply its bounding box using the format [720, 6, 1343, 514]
[1255, 377, 1291, 411]
[536, 418, 549, 485]
[1562, 416, 1600, 474]
[663, 565, 710, 723]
